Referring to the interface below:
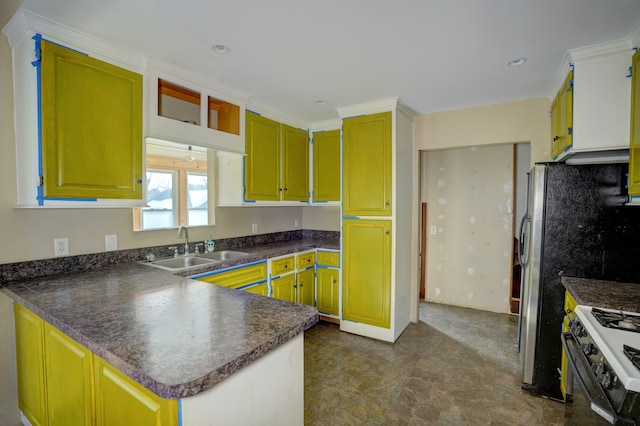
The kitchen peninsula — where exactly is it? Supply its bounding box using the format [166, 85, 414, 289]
[1, 240, 323, 425]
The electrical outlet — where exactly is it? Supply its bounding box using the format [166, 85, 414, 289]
[105, 234, 117, 251]
[252, 223, 258, 234]
[54, 238, 69, 257]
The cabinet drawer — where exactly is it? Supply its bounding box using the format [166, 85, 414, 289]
[296, 252, 316, 270]
[317, 251, 339, 267]
[242, 282, 268, 297]
[197, 263, 267, 289]
[271, 256, 295, 275]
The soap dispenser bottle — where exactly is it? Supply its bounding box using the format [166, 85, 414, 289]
[206, 235, 215, 252]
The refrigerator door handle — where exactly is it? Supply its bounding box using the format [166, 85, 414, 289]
[518, 213, 530, 267]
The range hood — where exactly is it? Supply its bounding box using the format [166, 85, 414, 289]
[564, 149, 629, 165]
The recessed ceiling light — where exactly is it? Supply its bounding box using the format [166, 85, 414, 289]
[315, 100, 327, 105]
[507, 57, 527, 66]
[212, 44, 230, 54]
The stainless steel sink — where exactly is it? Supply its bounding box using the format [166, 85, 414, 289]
[144, 256, 216, 271]
[198, 250, 249, 261]
[142, 251, 249, 272]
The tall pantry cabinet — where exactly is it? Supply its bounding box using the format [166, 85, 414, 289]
[338, 99, 414, 343]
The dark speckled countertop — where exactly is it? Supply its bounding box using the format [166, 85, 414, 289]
[562, 276, 640, 312]
[1, 238, 338, 399]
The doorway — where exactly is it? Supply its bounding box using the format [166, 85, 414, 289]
[418, 143, 529, 314]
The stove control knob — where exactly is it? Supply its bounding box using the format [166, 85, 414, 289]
[592, 363, 606, 376]
[580, 343, 598, 356]
[598, 371, 613, 389]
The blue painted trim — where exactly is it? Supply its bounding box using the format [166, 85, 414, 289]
[32, 34, 44, 206]
[188, 260, 266, 279]
[246, 109, 260, 116]
[342, 215, 359, 219]
[177, 400, 183, 426]
[317, 264, 341, 269]
[236, 279, 268, 291]
[43, 197, 98, 202]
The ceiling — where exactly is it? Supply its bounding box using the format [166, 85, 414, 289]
[14, 0, 640, 123]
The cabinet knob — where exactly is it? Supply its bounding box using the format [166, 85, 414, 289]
[333, 279, 337, 283]
[386, 231, 390, 235]
[553, 136, 559, 141]
[385, 201, 390, 206]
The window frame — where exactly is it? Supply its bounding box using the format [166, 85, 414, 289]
[134, 154, 208, 230]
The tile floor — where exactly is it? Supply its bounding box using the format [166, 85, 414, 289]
[304, 302, 565, 425]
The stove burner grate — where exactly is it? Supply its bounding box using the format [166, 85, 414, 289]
[623, 345, 640, 371]
[592, 308, 640, 333]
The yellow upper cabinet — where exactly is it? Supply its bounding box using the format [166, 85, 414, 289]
[551, 70, 573, 159]
[629, 48, 640, 198]
[40, 40, 143, 200]
[343, 112, 392, 216]
[245, 112, 281, 201]
[313, 129, 341, 202]
[244, 111, 310, 203]
[282, 124, 310, 201]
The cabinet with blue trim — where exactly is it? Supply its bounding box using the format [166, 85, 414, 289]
[551, 42, 632, 161]
[192, 261, 268, 294]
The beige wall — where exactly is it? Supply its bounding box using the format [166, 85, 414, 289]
[413, 98, 550, 315]
[414, 97, 551, 164]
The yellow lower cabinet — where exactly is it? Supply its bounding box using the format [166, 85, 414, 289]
[296, 267, 315, 306]
[317, 267, 339, 316]
[44, 324, 94, 426]
[196, 262, 267, 289]
[14, 305, 47, 426]
[94, 356, 177, 426]
[343, 219, 391, 328]
[272, 274, 296, 303]
[561, 291, 578, 400]
[243, 282, 268, 296]
[296, 252, 316, 270]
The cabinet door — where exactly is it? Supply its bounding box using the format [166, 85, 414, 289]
[245, 112, 281, 201]
[343, 112, 392, 216]
[343, 219, 391, 328]
[317, 267, 339, 316]
[14, 305, 47, 426]
[560, 291, 578, 400]
[94, 356, 177, 426]
[629, 49, 640, 196]
[45, 323, 94, 426]
[40, 40, 143, 200]
[272, 274, 296, 303]
[550, 95, 560, 158]
[243, 282, 268, 296]
[282, 124, 309, 201]
[558, 70, 574, 155]
[296, 267, 315, 306]
[313, 130, 341, 202]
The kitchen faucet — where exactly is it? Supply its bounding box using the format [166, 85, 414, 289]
[177, 225, 190, 255]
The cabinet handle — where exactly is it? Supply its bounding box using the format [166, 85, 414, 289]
[333, 279, 337, 283]
[385, 201, 390, 206]
[553, 136, 559, 141]
[385, 231, 390, 235]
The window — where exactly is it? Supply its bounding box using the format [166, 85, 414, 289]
[134, 145, 209, 230]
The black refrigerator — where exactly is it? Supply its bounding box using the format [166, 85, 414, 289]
[518, 162, 640, 400]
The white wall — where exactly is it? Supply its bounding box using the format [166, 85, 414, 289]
[423, 145, 514, 313]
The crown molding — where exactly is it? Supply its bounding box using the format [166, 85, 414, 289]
[336, 98, 399, 119]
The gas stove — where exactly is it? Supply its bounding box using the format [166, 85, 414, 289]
[568, 305, 640, 423]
